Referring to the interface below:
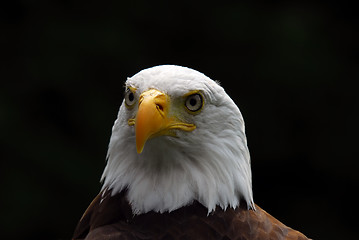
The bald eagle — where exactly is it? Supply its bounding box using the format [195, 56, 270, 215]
[73, 65, 309, 240]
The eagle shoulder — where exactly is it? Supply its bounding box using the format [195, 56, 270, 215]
[72, 189, 132, 240]
[73, 190, 309, 240]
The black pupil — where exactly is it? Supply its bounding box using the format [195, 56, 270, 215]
[189, 97, 197, 106]
[128, 92, 134, 102]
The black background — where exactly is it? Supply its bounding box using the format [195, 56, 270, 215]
[1, 1, 358, 239]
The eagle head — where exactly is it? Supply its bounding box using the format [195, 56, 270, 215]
[101, 65, 254, 214]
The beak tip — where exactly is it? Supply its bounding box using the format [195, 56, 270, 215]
[136, 145, 144, 154]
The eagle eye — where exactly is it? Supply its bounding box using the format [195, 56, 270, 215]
[185, 93, 203, 112]
[125, 88, 136, 108]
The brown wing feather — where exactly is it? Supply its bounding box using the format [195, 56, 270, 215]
[73, 190, 310, 240]
[72, 193, 101, 239]
[73, 189, 132, 239]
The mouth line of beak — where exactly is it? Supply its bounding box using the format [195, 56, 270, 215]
[128, 118, 195, 132]
[128, 119, 136, 126]
[166, 122, 196, 132]
[128, 117, 196, 153]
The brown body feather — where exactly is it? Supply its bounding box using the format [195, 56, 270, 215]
[73, 189, 309, 240]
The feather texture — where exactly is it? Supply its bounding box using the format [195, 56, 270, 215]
[73, 189, 309, 240]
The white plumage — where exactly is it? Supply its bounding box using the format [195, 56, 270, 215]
[101, 65, 254, 214]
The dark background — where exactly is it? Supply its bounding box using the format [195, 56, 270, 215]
[1, 1, 358, 239]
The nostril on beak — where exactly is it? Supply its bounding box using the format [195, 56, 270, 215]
[156, 103, 164, 112]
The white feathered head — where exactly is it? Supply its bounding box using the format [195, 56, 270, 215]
[101, 65, 254, 214]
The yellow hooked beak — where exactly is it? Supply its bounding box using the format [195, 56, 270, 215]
[129, 89, 196, 154]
